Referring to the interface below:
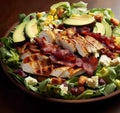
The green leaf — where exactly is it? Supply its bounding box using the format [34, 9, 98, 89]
[0, 47, 20, 68]
[71, 1, 88, 14]
[76, 89, 94, 99]
[113, 24, 120, 37]
[62, 91, 75, 99]
[38, 78, 50, 92]
[24, 76, 39, 92]
[50, 1, 71, 18]
[0, 37, 13, 49]
[72, 1, 88, 8]
[103, 83, 116, 95]
[67, 77, 79, 83]
[19, 13, 26, 22]
[89, 8, 114, 22]
[8, 67, 24, 85]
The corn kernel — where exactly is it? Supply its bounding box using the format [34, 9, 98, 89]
[54, 15, 58, 20]
[37, 12, 43, 18]
[51, 21, 57, 27]
[44, 20, 50, 25]
[50, 8, 56, 15]
[47, 15, 54, 21]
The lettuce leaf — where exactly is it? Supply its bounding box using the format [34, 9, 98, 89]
[0, 47, 20, 67]
[113, 24, 120, 37]
[89, 8, 114, 22]
[71, 1, 88, 15]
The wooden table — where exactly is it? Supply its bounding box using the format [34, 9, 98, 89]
[0, 0, 120, 112]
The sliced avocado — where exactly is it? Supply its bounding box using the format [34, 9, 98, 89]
[25, 18, 39, 38]
[63, 15, 95, 26]
[13, 21, 28, 43]
[102, 20, 112, 37]
[93, 22, 105, 36]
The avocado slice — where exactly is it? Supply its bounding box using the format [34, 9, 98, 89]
[13, 21, 28, 43]
[93, 22, 105, 36]
[25, 18, 39, 38]
[63, 15, 95, 26]
[102, 20, 112, 37]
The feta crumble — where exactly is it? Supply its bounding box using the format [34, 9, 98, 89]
[99, 55, 111, 66]
[59, 84, 68, 95]
[25, 76, 38, 86]
[86, 76, 99, 89]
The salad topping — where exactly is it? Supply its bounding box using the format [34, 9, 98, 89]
[1, 1, 120, 100]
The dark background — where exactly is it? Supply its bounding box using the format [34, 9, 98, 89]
[1, 0, 120, 113]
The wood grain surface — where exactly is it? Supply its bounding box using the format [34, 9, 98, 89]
[0, 0, 120, 113]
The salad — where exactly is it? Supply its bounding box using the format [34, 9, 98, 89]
[1, 1, 120, 100]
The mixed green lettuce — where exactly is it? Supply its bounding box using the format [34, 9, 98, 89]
[0, 37, 20, 67]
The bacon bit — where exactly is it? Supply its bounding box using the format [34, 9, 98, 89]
[52, 48, 70, 60]
[16, 42, 30, 54]
[51, 77, 66, 84]
[49, 55, 75, 67]
[100, 48, 117, 59]
[103, 37, 116, 50]
[75, 58, 83, 67]
[16, 41, 41, 54]
[70, 86, 85, 96]
[63, 53, 76, 62]
[78, 86, 85, 94]
[82, 56, 98, 76]
[78, 26, 91, 35]
[29, 48, 41, 53]
[34, 37, 57, 55]
[28, 43, 38, 48]
[13, 69, 27, 77]
[99, 78, 106, 85]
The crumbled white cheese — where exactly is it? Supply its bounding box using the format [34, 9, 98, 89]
[94, 52, 100, 58]
[86, 76, 99, 89]
[99, 55, 111, 66]
[25, 76, 38, 86]
[59, 84, 68, 95]
[111, 57, 120, 65]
